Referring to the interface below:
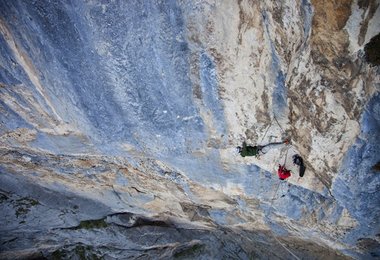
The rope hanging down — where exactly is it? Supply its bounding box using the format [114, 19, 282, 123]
[272, 234, 301, 260]
[273, 115, 285, 134]
[268, 180, 301, 260]
[259, 114, 286, 145]
[259, 121, 273, 144]
[283, 144, 290, 165]
[270, 180, 282, 203]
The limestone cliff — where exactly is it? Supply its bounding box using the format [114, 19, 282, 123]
[0, 0, 379, 259]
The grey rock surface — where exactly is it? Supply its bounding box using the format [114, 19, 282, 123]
[0, 0, 379, 259]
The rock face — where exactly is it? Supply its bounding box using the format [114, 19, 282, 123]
[0, 0, 379, 259]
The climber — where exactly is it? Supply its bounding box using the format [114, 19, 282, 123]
[292, 154, 306, 177]
[237, 141, 264, 157]
[237, 139, 290, 158]
[277, 164, 291, 180]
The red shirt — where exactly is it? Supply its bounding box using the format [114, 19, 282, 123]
[278, 165, 291, 180]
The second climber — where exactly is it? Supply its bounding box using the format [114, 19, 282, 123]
[277, 165, 291, 180]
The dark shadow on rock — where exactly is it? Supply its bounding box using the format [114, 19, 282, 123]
[364, 33, 380, 66]
[372, 161, 380, 172]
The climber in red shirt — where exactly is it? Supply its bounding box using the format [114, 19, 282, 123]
[277, 165, 291, 180]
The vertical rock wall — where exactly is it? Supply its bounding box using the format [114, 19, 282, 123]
[0, 0, 379, 259]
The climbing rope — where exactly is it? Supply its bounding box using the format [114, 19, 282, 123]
[273, 115, 285, 134]
[272, 234, 301, 260]
[283, 144, 290, 166]
[259, 121, 273, 144]
[270, 180, 282, 202]
[267, 180, 301, 260]
[260, 114, 285, 144]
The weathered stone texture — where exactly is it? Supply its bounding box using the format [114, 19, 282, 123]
[0, 0, 379, 259]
